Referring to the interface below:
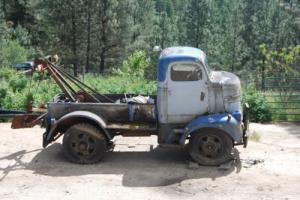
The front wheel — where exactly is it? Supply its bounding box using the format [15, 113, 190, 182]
[63, 123, 108, 164]
[188, 128, 233, 166]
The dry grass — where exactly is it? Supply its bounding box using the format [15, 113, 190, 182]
[249, 131, 261, 142]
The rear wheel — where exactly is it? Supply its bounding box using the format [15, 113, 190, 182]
[63, 123, 108, 164]
[188, 129, 233, 166]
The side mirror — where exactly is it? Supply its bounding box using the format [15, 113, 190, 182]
[153, 46, 162, 52]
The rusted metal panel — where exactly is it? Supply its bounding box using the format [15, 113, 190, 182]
[106, 122, 157, 131]
[11, 113, 46, 129]
[129, 104, 157, 123]
[48, 102, 157, 124]
[121, 131, 153, 137]
[106, 123, 157, 137]
[49, 103, 129, 122]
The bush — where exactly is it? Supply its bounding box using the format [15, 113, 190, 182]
[0, 86, 7, 107]
[0, 65, 59, 110]
[9, 76, 28, 92]
[243, 89, 272, 122]
[0, 67, 15, 79]
[84, 74, 156, 95]
[116, 51, 150, 78]
[1, 40, 27, 66]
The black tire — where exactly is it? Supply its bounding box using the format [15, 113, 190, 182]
[188, 128, 233, 166]
[63, 123, 108, 164]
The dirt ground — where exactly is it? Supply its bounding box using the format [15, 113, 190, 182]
[0, 122, 300, 200]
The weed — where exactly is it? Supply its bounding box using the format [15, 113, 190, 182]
[249, 131, 261, 142]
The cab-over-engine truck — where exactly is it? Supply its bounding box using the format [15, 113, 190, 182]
[14, 47, 249, 166]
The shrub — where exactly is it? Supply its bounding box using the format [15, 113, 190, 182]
[1, 40, 27, 66]
[25, 92, 34, 105]
[84, 74, 156, 95]
[0, 67, 15, 79]
[0, 87, 7, 99]
[249, 131, 261, 142]
[117, 51, 150, 78]
[0, 86, 7, 107]
[243, 89, 272, 122]
[9, 76, 28, 92]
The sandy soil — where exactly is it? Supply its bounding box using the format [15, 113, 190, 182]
[0, 122, 300, 200]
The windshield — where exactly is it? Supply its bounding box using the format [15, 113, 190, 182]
[171, 63, 203, 81]
[204, 57, 212, 76]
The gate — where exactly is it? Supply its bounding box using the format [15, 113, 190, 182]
[262, 76, 300, 121]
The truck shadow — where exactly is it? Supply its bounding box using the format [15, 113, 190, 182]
[0, 143, 242, 187]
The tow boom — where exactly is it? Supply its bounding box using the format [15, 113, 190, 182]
[10, 55, 113, 129]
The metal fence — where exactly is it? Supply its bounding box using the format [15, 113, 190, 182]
[262, 76, 300, 121]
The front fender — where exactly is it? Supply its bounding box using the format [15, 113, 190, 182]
[180, 113, 243, 144]
[43, 111, 111, 147]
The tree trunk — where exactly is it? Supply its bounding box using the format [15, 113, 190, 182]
[231, 9, 238, 72]
[2, 0, 7, 17]
[71, 3, 78, 77]
[100, 50, 105, 73]
[86, 2, 91, 73]
[99, 0, 108, 74]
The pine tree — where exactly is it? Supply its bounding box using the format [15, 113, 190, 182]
[124, 0, 157, 52]
[183, 0, 210, 49]
[38, 0, 86, 75]
[155, 0, 178, 48]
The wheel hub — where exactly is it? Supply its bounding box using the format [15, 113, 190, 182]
[70, 133, 96, 156]
[199, 135, 222, 158]
[78, 142, 88, 152]
[63, 124, 108, 164]
[203, 142, 217, 154]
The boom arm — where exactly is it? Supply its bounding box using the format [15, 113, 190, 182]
[11, 55, 113, 129]
[34, 57, 113, 103]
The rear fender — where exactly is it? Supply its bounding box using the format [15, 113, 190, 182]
[180, 113, 243, 145]
[43, 111, 111, 147]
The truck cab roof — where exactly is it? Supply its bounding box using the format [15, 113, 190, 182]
[158, 47, 207, 82]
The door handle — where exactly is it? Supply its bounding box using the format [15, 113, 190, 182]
[200, 92, 205, 101]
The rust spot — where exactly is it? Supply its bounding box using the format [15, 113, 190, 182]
[11, 113, 46, 129]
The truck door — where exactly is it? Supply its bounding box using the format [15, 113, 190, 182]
[167, 61, 208, 123]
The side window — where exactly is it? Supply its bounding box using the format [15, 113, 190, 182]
[170, 63, 202, 81]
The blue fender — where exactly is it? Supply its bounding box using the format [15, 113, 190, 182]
[180, 113, 243, 144]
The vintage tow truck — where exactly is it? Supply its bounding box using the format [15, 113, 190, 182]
[11, 46, 249, 165]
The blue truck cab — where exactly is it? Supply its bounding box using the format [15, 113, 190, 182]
[156, 47, 248, 165]
[40, 46, 248, 166]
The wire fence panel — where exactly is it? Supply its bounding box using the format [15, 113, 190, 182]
[262, 76, 300, 121]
